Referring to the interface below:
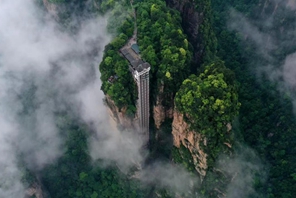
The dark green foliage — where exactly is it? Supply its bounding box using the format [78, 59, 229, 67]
[155, 189, 174, 198]
[135, 0, 193, 106]
[97, 1, 138, 112]
[199, 169, 229, 198]
[193, 0, 217, 65]
[211, 0, 296, 197]
[92, 0, 130, 13]
[175, 60, 240, 165]
[172, 145, 195, 173]
[99, 29, 138, 110]
[100, 0, 193, 114]
[48, 0, 131, 33]
[41, 115, 146, 198]
[38, 0, 296, 197]
[149, 118, 173, 160]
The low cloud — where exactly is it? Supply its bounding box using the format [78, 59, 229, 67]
[0, 0, 197, 197]
[286, 0, 296, 10]
[139, 162, 198, 195]
[272, 0, 296, 10]
[89, 127, 145, 171]
[225, 4, 296, 197]
[0, 0, 110, 196]
[229, 3, 296, 110]
[217, 146, 266, 198]
[228, 9, 275, 60]
[0, 115, 24, 198]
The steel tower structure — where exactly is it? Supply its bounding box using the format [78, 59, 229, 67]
[120, 46, 150, 143]
[133, 63, 150, 140]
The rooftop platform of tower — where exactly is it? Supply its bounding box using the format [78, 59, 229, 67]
[120, 45, 150, 74]
[131, 44, 140, 54]
[133, 62, 150, 72]
[120, 47, 140, 63]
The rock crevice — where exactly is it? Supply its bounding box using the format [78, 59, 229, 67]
[105, 95, 138, 130]
[153, 85, 173, 129]
[42, 0, 58, 19]
[166, 0, 204, 62]
[172, 110, 207, 179]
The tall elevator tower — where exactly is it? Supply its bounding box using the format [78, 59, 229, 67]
[133, 63, 150, 141]
[120, 45, 150, 143]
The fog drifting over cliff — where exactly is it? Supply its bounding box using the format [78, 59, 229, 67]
[226, 1, 296, 197]
[229, 0, 296, 110]
[0, 0, 110, 196]
[0, 0, 195, 196]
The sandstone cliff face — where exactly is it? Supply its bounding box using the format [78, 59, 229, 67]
[105, 95, 138, 130]
[165, 0, 203, 62]
[42, 0, 58, 19]
[153, 102, 173, 129]
[153, 85, 173, 129]
[172, 110, 207, 179]
[25, 183, 43, 198]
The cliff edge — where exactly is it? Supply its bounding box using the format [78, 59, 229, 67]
[172, 110, 208, 179]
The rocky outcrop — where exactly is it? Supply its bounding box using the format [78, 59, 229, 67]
[42, 0, 58, 19]
[172, 109, 234, 182]
[105, 95, 138, 130]
[165, 0, 204, 62]
[153, 103, 173, 129]
[153, 85, 173, 129]
[172, 110, 207, 179]
[25, 183, 43, 198]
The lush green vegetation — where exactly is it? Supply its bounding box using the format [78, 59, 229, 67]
[175, 60, 240, 166]
[172, 59, 241, 197]
[135, 0, 192, 105]
[98, 4, 137, 112]
[172, 145, 196, 173]
[99, 0, 193, 111]
[169, 0, 296, 197]
[99, 32, 138, 112]
[211, 0, 296, 197]
[193, 0, 217, 64]
[32, 0, 296, 197]
[40, 115, 147, 198]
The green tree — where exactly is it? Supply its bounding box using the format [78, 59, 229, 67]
[175, 60, 240, 162]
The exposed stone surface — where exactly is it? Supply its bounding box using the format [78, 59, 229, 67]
[166, 0, 204, 62]
[105, 95, 138, 130]
[25, 183, 43, 198]
[153, 85, 173, 129]
[153, 104, 173, 129]
[42, 0, 58, 19]
[172, 110, 207, 179]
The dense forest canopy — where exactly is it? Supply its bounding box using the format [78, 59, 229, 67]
[211, 0, 296, 197]
[175, 60, 240, 164]
[135, 0, 192, 96]
[99, 0, 193, 111]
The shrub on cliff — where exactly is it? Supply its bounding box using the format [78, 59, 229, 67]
[175, 59, 240, 161]
[135, 0, 193, 105]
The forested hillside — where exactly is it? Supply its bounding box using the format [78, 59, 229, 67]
[40, 115, 147, 198]
[175, 60, 240, 167]
[15, 0, 296, 197]
[211, 0, 296, 197]
[99, 0, 192, 112]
